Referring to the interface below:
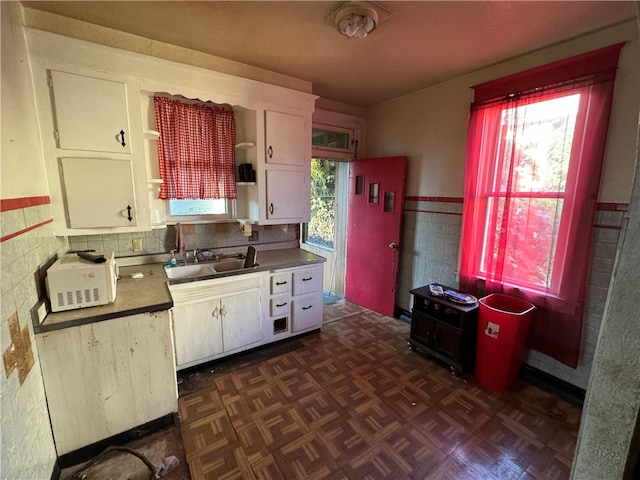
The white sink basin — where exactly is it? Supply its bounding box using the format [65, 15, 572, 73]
[211, 258, 245, 272]
[164, 258, 246, 280]
[164, 264, 217, 280]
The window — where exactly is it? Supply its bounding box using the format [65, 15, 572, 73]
[164, 198, 234, 223]
[460, 43, 623, 368]
[479, 93, 580, 291]
[311, 124, 356, 160]
[304, 158, 336, 250]
[154, 95, 237, 223]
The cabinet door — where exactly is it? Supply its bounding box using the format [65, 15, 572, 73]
[432, 322, 462, 364]
[35, 312, 176, 455]
[172, 299, 224, 366]
[291, 292, 322, 332]
[410, 310, 435, 348]
[270, 272, 292, 294]
[265, 169, 308, 221]
[265, 111, 306, 166]
[60, 157, 137, 227]
[50, 70, 132, 154]
[221, 289, 262, 352]
[292, 266, 322, 296]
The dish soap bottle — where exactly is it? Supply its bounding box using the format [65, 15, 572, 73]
[167, 250, 177, 268]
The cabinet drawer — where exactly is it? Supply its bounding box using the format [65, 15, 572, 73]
[292, 267, 321, 296]
[413, 296, 463, 329]
[270, 294, 290, 317]
[270, 272, 291, 295]
[291, 293, 322, 332]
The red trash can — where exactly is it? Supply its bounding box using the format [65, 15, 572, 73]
[475, 293, 535, 391]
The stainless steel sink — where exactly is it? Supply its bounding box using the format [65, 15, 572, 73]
[164, 258, 246, 280]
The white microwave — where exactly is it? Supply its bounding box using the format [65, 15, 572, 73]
[46, 252, 119, 312]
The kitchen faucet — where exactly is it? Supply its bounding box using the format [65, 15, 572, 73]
[182, 249, 199, 265]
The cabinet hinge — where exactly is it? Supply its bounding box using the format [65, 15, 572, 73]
[47, 76, 53, 88]
[53, 130, 59, 141]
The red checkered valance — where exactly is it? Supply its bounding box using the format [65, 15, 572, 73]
[154, 96, 237, 200]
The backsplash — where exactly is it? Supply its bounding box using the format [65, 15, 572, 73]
[67, 223, 300, 257]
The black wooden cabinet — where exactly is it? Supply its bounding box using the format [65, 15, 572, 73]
[408, 285, 479, 373]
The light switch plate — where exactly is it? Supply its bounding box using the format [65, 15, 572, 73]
[132, 238, 143, 252]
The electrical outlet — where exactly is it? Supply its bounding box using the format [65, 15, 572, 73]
[132, 238, 143, 252]
[36, 302, 48, 324]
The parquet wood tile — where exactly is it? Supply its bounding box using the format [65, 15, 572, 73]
[347, 398, 404, 442]
[270, 431, 338, 480]
[340, 445, 411, 480]
[314, 416, 375, 467]
[377, 422, 448, 478]
[452, 434, 525, 479]
[177, 309, 583, 480]
[179, 409, 238, 461]
[408, 407, 472, 455]
[178, 386, 225, 422]
[252, 403, 311, 446]
[525, 445, 574, 480]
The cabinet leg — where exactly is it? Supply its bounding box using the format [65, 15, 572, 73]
[408, 341, 416, 351]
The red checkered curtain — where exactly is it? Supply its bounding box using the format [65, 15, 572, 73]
[154, 96, 237, 200]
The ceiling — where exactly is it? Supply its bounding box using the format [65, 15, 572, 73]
[21, 1, 637, 107]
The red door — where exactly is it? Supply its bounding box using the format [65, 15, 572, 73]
[345, 156, 406, 316]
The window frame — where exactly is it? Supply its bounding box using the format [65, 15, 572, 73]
[163, 198, 236, 224]
[476, 89, 587, 295]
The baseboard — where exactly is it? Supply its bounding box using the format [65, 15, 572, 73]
[519, 363, 586, 406]
[56, 412, 177, 470]
[50, 459, 61, 480]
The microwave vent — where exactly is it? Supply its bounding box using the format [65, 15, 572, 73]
[55, 288, 102, 309]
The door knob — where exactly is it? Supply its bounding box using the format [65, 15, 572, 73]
[389, 242, 399, 250]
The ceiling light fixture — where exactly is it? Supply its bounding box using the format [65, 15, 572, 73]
[333, 2, 383, 39]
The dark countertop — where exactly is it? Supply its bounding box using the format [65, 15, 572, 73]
[36, 248, 326, 333]
[35, 263, 173, 334]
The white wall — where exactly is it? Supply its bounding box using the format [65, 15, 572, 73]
[0, 3, 61, 478]
[1, 2, 48, 198]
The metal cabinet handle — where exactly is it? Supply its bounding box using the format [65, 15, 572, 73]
[269, 203, 274, 214]
[276, 281, 288, 286]
[276, 302, 288, 308]
[119, 130, 126, 148]
[126, 205, 133, 222]
[220, 305, 226, 317]
[212, 305, 219, 318]
[302, 277, 313, 282]
[267, 145, 273, 158]
[302, 305, 312, 310]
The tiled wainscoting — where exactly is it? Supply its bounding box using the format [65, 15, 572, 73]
[0, 196, 65, 478]
[68, 223, 300, 258]
[398, 196, 627, 390]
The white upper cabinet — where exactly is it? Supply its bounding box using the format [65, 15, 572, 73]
[60, 157, 137, 228]
[265, 169, 309, 222]
[50, 70, 132, 154]
[265, 110, 307, 166]
[25, 28, 316, 231]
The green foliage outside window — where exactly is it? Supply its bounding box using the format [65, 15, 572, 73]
[306, 159, 336, 250]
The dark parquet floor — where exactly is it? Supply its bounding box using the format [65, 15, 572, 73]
[176, 301, 581, 480]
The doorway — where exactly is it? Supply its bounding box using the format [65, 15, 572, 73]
[301, 158, 349, 302]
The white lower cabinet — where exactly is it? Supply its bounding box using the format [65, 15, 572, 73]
[169, 273, 262, 370]
[291, 265, 323, 333]
[35, 311, 177, 455]
[170, 265, 323, 370]
[264, 264, 323, 341]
